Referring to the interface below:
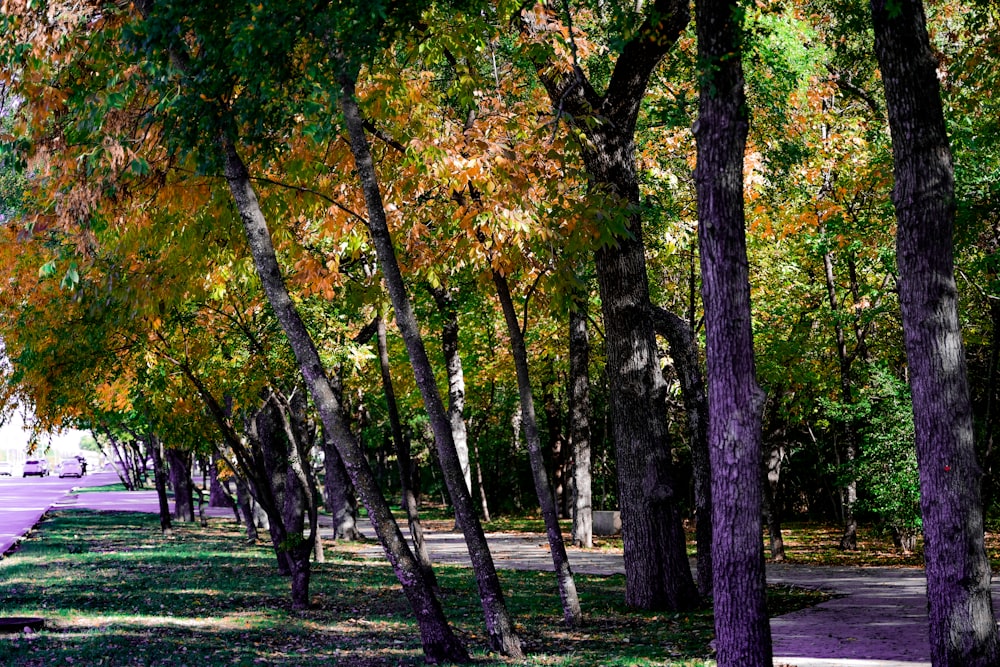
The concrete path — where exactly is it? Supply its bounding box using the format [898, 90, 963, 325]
[6, 485, 999, 666]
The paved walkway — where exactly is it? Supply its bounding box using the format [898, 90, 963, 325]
[9, 486, 1000, 666]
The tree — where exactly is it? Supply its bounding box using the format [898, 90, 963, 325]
[870, 0, 1000, 664]
[694, 0, 772, 663]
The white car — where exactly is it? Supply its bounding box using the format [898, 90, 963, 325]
[0, 461, 12, 476]
[59, 458, 83, 478]
[22, 459, 49, 477]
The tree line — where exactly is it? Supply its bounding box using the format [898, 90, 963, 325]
[1, 0, 998, 664]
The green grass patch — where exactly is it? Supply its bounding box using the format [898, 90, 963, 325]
[73, 482, 133, 494]
[0, 510, 826, 666]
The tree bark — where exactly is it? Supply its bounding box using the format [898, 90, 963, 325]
[651, 306, 713, 597]
[150, 435, 172, 535]
[429, 285, 473, 496]
[378, 315, 438, 589]
[523, 0, 698, 610]
[694, 0, 772, 662]
[871, 1, 1000, 664]
[322, 434, 361, 540]
[337, 70, 522, 657]
[568, 304, 593, 549]
[220, 134, 469, 663]
[165, 447, 195, 522]
[494, 270, 582, 626]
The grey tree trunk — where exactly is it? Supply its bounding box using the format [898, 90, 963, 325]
[523, 0, 699, 610]
[150, 436, 172, 535]
[871, 1, 1000, 663]
[494, 270, 582, 626]
[378, 315, 437, 589]
[651, 306, 713, 597]
[338, 70, 522, 657]
[165, 447, 195, 522]
[429, 285, 473, 496]
[569, 304, 593, 549]
[220, 135, 469, 663]
[322, 435, 361, 540]
[694, 0, 771, 662]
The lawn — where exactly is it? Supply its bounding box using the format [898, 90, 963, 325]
[0, 510, 827, 666]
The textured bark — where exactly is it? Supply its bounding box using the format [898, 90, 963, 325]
[494, 271, 582, 626]
[568, 305, 593, 549]
[523, 0, 698, 610]
[150, 436, 172, 535]
[694, 0, 771, 662]
[651, 306, 713, 597]
[165, 447, 195, 523]
[220, 135, 469, 663]
[871, 1, 1000, 664]
[761, 444, 786, 562]
[542, 361, 567, 517]
[378, 316, 438, 589]
[429, 285, 473, 496]
[338, 71, 522, 657]
[322, 436, 361, 540]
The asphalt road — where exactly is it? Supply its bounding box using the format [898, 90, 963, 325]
[0, 468, 119, 557]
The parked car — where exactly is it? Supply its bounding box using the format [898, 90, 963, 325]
[22, 459, 49, 477]
[0, 461, 12, 476]
[59, 457, 83, 478]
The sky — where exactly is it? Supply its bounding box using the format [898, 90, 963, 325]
[0, 408, 87, 460]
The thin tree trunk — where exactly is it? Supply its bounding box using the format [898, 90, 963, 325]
[651, 306, 713, 598]
[150, 436, 172, 535]
[569, 304, 593, 549]
[871, 2, 1000, 663]
[220, 134, 469, 663]
[378, 315, 437, 589]
[323, 434, 361, 540]
[473, 440, 491, 523]
[338, 69, 522, 657]
[694, 0, 771, 661]
[761, 444, 785, 562]
[429, 285, 473, 496]
[494, 270, 582, 626]
[822, 237, 858, 551]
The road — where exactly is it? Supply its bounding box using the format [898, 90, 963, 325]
[0, 469, 118, 557]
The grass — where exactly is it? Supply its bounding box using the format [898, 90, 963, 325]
[0, 510, 827, 666]
[73, 482, 133, 494]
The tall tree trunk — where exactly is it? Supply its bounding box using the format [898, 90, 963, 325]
[822, 236, 859, 551]
[761, 443, 786, 562]
[542, 359, 567, 518]
[651, 306, 713, 598]
[569, 304, 593, 549]
[429, 285, 473, 496]
[338, 70, 522, 657]
[494, 270, 582, 626]
[378, 315, 438, 589]
[524, 0, 698, 610]
[473, 439, 491, 523]
[149, 436, 172, 535]
[871, 1, 1000, 664]
[165, 447, 195, 522]
[220, 135, 469, 664]
[694, 0, 771, 662]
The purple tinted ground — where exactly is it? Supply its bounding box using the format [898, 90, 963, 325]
[8, 483, 1000, 666]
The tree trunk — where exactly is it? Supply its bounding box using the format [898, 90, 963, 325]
[338, 70, 522, 657]
[871, 1, 1000, 663]
[220, 134, 469, 663]
[542, 359, 567, 518]
[651, 306, 713, 597]
[209, 451, 236, 511]
[165, 447, 195, 522]
[429, 285, 473, 496]
[694, 0, 772, 662]
[473, 439, 491, 523]
[761, 444, 786, 562]
[378, 315, 437, 589]
[150, 436, 172, 535]
[494, 270, 582, 626]
[322, 434, 361, 540]
[523, 0, 698, 611]
[569, 304, 593, 549]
